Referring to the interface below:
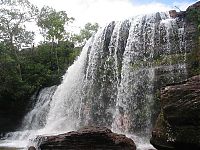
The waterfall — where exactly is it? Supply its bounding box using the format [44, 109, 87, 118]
[0, 86, 57, 148]
[0, 12, 188, 149]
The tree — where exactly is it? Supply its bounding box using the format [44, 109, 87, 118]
[0, 40, 81, 132]
[72, 22, 99, 46]
[0, 0, 38, 79]
[37, 6, 74, 73]
[0, 0, 38, 49]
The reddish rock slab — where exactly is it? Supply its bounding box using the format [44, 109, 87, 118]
[32, 126, 136, 150]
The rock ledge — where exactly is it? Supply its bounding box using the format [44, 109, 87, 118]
[30, 126, 136, 150]
[151, 75, 200, 150]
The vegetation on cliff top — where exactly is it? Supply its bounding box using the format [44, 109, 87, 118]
[186, 3, 200, 76]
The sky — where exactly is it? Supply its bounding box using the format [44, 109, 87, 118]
[27, 0, 198, 42]
[131, 0, 196, 5]
[28, 0, 198, 28]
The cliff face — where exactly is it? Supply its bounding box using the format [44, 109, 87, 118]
[151, 6, 198, 129]
[150, 2, 200, 149]
[185, 1, 200, 77]
[151, 75, 200, 150]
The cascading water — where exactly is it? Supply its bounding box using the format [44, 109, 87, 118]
[0, 86, 57, 148]
[0, 12, 189, 150]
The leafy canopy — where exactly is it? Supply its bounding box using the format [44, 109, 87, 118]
[72, 22, 99, 46]
[37, 6, 74, 42]
[0, 0, 38, 49]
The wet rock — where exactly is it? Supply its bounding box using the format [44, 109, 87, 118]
[177, 11, 186, 19]
[168, 10, 186, 19]
[35, 126, 136, 150]
[151, 75, 200, 150]
[169, 10, 177, 18]
[28, 146, 36, 150]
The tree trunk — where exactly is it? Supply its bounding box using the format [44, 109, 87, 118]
[51, 38, 60, 74]
[10, 35, 22, 80]
[55, 48, 60, 74]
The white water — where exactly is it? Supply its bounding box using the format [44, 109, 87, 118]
[0, 86, 57, 148]
[0, 12, 188, 150]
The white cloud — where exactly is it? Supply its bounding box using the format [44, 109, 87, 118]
[27, 0, 194, 43]
[28, 0, 194, 28]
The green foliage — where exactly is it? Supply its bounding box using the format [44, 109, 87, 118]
[0, 0, 39, 82]
[36, 6, 74, 73]
[0, 40, 80, 119]
[0, 0, 38, 49]
[186, 8, 200, 31]
[0, 42, 32, 116]
[0, 0, 81, 132]
[187, 48, 200, 76]
[186, 7, 200, 76]
[72, 22, 99, 46]
[20, 41, 80, 87]
[80, 22, 99, 40]
[37, 6, 74, 42]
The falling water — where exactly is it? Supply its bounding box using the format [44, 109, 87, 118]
[0, 12, 189, 149]
[0, 86, 57, 148]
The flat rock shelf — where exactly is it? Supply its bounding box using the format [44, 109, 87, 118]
[30, 126, 136, 150]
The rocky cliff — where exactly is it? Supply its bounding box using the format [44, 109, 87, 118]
[151, 2, 200, 150]
[151, 75, 200, 150]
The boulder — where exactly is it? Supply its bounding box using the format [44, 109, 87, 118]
[150, 75, 200, 150]
[32, 126, 136, 150]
